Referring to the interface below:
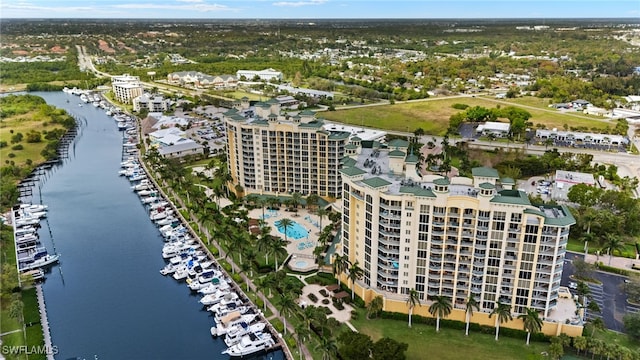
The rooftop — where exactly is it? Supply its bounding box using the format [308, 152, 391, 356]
[323, 123, 387, 142]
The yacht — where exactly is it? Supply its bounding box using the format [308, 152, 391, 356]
[211, 312, 258, 337]
[221, 331, 275, 357]
[160, 263, 178, 275]
[200, 290, 238, 306]
[172, 266, 190, 281]
[198, 279, 231, 295]
[19, 253, 60, 271]
[224, 322, 267, 347]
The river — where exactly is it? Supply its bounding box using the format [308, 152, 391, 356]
[25, 91, 282, 360]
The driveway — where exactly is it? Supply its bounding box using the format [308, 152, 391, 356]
[564, 252, 628, 332]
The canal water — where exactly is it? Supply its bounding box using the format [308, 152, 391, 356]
[26, 92, 283, 360]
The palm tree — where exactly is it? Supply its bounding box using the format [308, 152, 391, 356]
[294, 323, 311, 360]
[279, 293, 297, 336]
[347, 261, 364, 301]
[314, 336, 338, 360]
[306, 193, 320, 211]
[589, 317, 605, 337]
[316, 207, 328, 233]
[332, 254, 349, 285]
[256, 226, 273, 265]
[275, 218, 293, 243]
[291, 192, 302, 211]
[428, 295, 452, 332]
[367, 295, 384, 319]
[464, 295, 480, 336]
[254, 277, 268, 313]
[573, 336, 587, 356]
[270, 237, 288, 271]
[518, 308, 543, 345]
[406, 289, 421, 328]
[489, 301, 513, 341]
[602, 234, 625, 265]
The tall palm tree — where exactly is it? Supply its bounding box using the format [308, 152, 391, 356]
[275, 218, 294, 243]
[518, 308, 543, 345]
[406, 288, 422, 328]
[254, 277, 268, 313]
[602, 234, 625, 265]
[489, 301, 513, 341]
[316, 207, 328, 233]
[270, 237, 288, 271]
[464, 295, 480, 336]
[291, 192, 302, 210]
[332, 254, 349, 285]
[279, 293, 297, 336]
[256, 226, 273, 264]
[428, 295, 452, 332]
[294, 323, 311, 360]
[347, 261, 364, 301]
[306, 193, 319, 211]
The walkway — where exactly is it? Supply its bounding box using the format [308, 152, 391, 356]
[36, 284, 54, 360]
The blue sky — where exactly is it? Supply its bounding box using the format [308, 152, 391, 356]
[2, 1, 638, 19]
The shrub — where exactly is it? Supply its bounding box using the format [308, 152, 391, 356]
[333, 301, 345, 311]
[452, 103, 469, 110]
[308, 293, 319, 303]
[231, 273, 243, 283]
[11, 144, 23, 150]
[596, 262, 630, 276]
[0, 141, 8, 148]
[319, 289, 329, 297]
[321, 299, 330, 305]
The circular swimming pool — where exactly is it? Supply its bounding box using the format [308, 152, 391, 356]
[295, 260, 309, 268]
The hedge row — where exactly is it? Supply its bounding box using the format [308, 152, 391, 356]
[596, 262, 630, 276]
[379, 311, 550, 343]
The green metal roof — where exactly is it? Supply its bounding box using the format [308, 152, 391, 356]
[490, 189, 531, 206]
[340, 167, 367, 176]
[389, 150, 405, 157]
[434, 177, 450, 185]
[345, 144, 357, 150]
[405, 153, 419, 163]
[230, 114, 246, 121]
[388, 139, 409, 148]
[266, 98, 279, 104]
[328, 131, 351, 140]
[523, 205, 576, 226]
[501, 177, 515, 184]
[251, 120, 269, 126]
[299, 110, 316, 116]
[255, 102, 271, 108]
[399, 186, 436, 197]
[299, 121, 324, 128]
[241, 96, 249, 100]
[472, 167, 500, 178]
[362, 177, 392, 188]
[341, 157, 357, 167]
[351, 136, 362, 142]
[223, 108, 238, 116]
[479, 182, 495, 189]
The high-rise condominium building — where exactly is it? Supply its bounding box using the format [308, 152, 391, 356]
[339, 139, 575, 318]
[224, 99, 350, 198]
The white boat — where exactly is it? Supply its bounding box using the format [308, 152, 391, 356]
[198, 278, 231, 295]
[155, 217, 177, 226]
[172, 266, 189, 281]
[22, 269, 45, 281]
[213, 304, 251, 321]
[221, 331, 274, 357]
[224, 322, 267, 347]
[211, 312, 258, 337]
[19, 253, 60, 271]
[18, 204, 48, 212]
[200, 289, 235, 306]
[160, 263, 177, 275]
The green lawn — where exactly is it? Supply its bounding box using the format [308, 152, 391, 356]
[350, 309, 549, 360]
[321, 96, 613, 136]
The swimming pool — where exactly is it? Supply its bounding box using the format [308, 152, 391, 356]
[275, 219, 308, 240]
[295, 260, 309, 268]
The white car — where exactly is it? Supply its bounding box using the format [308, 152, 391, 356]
[569, 282, 578, 290]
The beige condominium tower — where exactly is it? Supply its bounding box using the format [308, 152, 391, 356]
[224, 98, 350, 198]
[338, 138, 577, 328]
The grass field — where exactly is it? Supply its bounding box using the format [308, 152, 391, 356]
[321, 96, 613, 136]
[350, 308, 549, 360]
[0, 109, 67, 168]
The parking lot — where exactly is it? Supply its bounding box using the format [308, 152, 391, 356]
[564, 252, 629, 332]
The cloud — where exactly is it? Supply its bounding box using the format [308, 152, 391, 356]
[1, 1, 93, 13]
[113, 2, 232, 12]
[272, 0, 327, 7]
[176, 0, 204, 3]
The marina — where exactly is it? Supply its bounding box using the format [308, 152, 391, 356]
[22, 91, 284, 360]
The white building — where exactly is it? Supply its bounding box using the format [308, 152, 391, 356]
[476, 122, 511, 137]
[535, 129, 629, 146]
[133, 93, 170, 113]
[112, 74, 143, 104]
[236, 68, 283, 82]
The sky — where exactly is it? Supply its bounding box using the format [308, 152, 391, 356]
[1, 0, 639, 19]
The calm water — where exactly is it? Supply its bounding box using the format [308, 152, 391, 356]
[25, 92, 283, 360]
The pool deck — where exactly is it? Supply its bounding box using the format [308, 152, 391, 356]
[249, 207, 322, 261]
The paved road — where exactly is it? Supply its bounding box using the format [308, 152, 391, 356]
[564, 252, 628, 332]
